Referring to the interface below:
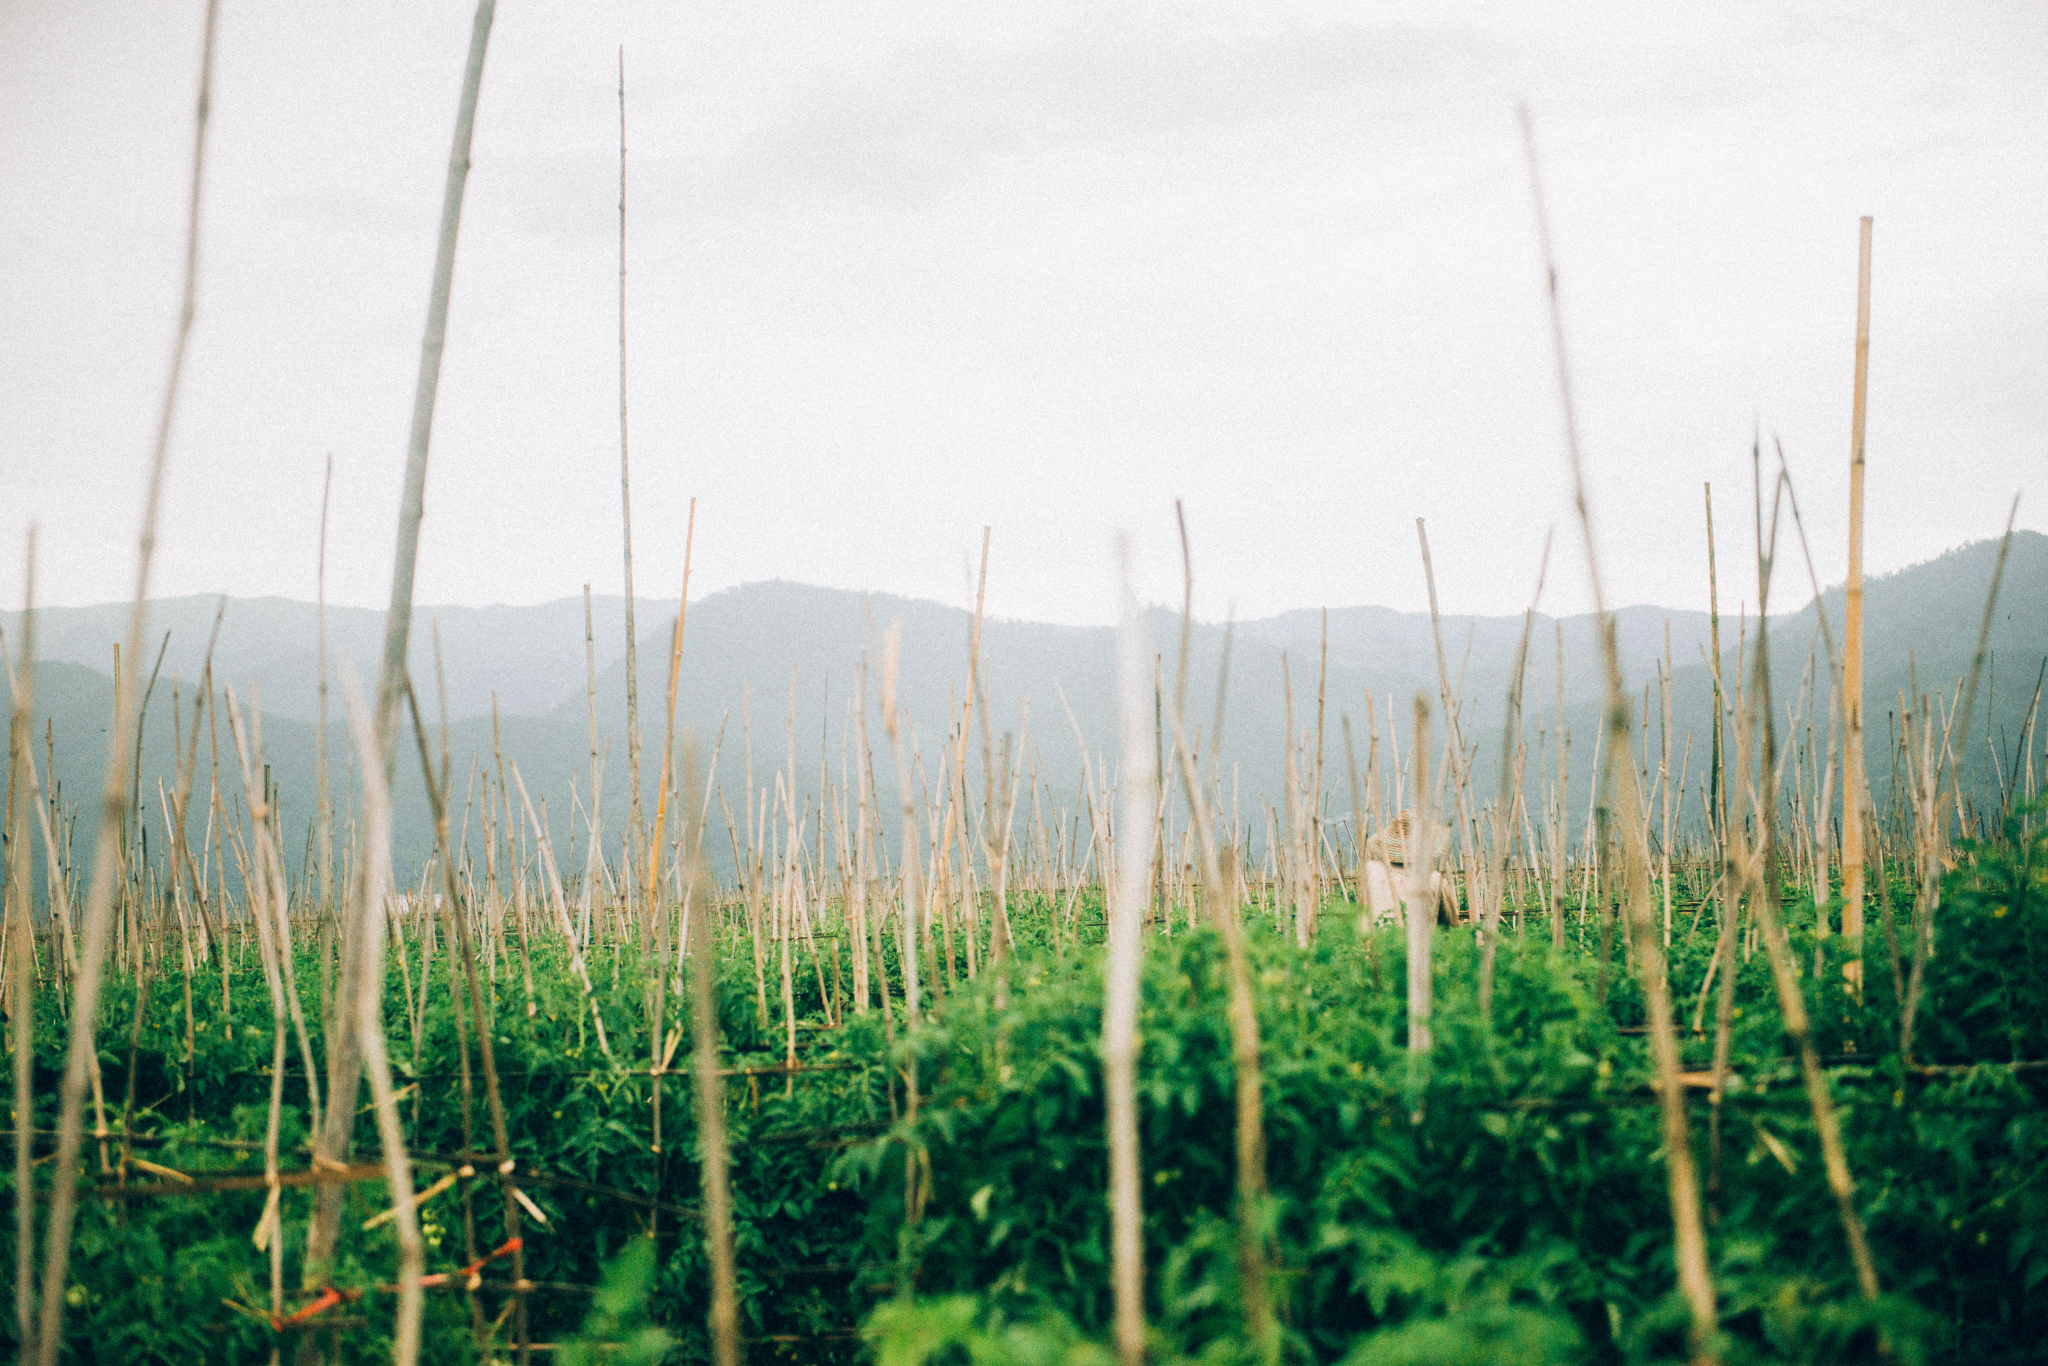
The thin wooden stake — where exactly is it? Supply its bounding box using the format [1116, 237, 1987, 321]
[1521, 101, 1718, 1366]
[1407, 694, 1434, 1057]
[1841, 217, 1873, 994]
[307, 0, 497, 1301]
[9, 534, 38, 1356]
[35, 5, 220, 1358]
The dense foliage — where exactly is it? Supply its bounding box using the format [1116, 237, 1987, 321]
[4, 819, 2044, 1364]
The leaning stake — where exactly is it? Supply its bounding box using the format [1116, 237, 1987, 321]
[35, 6, 218, 1360]
[1521, 102, 1718, 1366]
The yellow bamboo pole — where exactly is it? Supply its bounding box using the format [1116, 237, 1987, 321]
[1841, 216, 1873, 996]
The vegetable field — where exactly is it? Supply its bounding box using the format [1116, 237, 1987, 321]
[3, 680, 2045, 1365]
[6, 3, 2044, 1364]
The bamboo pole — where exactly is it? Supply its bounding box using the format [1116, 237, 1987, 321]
[222, 693, 295, 1350]
[1741, 466, 1881, 1301]
[1407, 695, 1434, 1057]
[1280, 657, 1308, 947]
[1312, 608, 1329, 936]
[1416, 521, 1467, 786]
[367, 0, 494, 780]
[1521, 102, 1717, 1366]
[1705, 484, 1723, 853]
[1901, 499, 2022, 1059]
[307, 0, 496, 1301]
[242, 704, 323, 1142]
[682, 740, 740, 1366]
[774, 783, 797, 1081]
[402, 677, 524, 1364]
[1841, 217, 1872, 995]
[880, 626, 923, 1027]
[645, 501, 699, 1141]
[851, 667, 874, 1012]
[34, 5, 219, 1358]
[338, 674, 429, 1365]
[9, 535, 37, 1356]
[583, 585, 603, 943]
[617, 46, 647, 924]
[509, 763, 611, 1056]
[1481, 533, 1551, 1023]
[1552, 625, 1568, 950]
[1105, 538, 1154, 1366]
[316, 456, 336, 1030]
[1707, 602, 1747, 1204]
[960, 530, 999, 961]
[1661, 627, 1674, 947]
[1167, 509, 1273, 1357]
[492, 698, 535, 1020]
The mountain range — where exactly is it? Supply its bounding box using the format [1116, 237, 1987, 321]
[4, 531, 2041, 882]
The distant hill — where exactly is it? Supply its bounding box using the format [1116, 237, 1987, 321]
[5, 592, 626, 723]
[1462, 531, 2048, 835]
[4, 531, 2041, 882]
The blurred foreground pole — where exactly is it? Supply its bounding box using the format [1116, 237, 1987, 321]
[34, 6, 219, 1361]
[1520, 101, 1719, 1366]
[1106, 539, 1155, 1366]
[10, 537, 38, 1357]
[684, 739, 742, 1366]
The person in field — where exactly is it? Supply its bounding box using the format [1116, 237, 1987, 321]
[1358, 812, 1461, 927]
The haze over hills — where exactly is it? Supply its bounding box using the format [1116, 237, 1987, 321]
[4, 576, 1725, 731]
[3, 532, 2041, 882]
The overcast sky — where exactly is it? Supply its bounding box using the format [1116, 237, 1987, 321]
[1, 1, 2041, 629]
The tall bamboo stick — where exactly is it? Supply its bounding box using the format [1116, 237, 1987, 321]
[647, 504, 699, 916]
[307, 1, 495, 1297]
[1902, 499, 2023, 1058]
[1481, 533, 1551, 1023]
[1841, 217, 1873, 994]
[1521, 102, 1717, 1366]
[1705, 485, 1723, 854]
[1661, 627, 1674, 947]
[338, 674, 429, 1365]
[617, 46, 647, 910]
[854, 665, 884, 1020]
[366, 0, 493, 778]
[34, 6, 219, 1358]
[316, 455, 336, 1035]
[222, 693, 295, 1351]
[1742, 466, 1881, 1301]
[583, 585, 603, 932]
[684, 738, 740, 1366]
[1105, 539, 1154, 1366]
[9, 534, 37, 1357]
[1407, 694, 1434, 1056]
[881, 626, 923, 1026]
[403, 678, 524, 1364]
[1552, 624, 1568, 949]
[1168, 512, 1272, 1358]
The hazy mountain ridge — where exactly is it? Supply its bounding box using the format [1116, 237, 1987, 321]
[4, 532, 2040, 882]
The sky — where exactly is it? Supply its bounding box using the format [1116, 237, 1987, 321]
[1, 0, 2041, 629]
